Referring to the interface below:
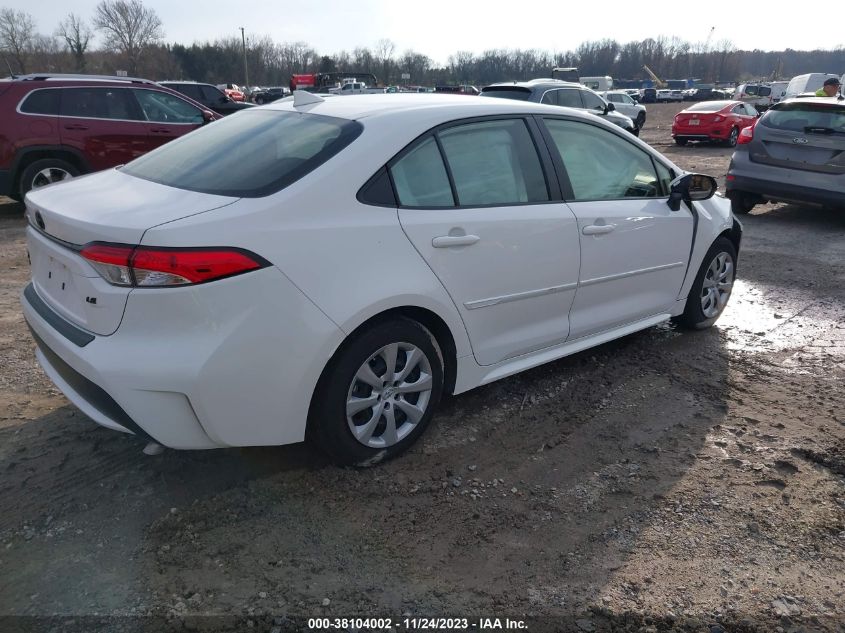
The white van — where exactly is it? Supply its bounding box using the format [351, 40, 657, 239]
[784, 73, 840, 99]
[580, 76, 613, 91]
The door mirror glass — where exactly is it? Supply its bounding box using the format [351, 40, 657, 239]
[667, 173, 717, 210]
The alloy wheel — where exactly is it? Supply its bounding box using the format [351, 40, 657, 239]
[700, 252, 734, 318]
[346, 342, 434, 449]
[32, 167, 73, 189]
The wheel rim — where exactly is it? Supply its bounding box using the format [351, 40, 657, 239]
[700, 252, 734, 318]
[728, 128, 738, 146]
[346, 342, 433, 449]
[32, 167, 72, 190]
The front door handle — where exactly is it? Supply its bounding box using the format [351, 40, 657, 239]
[63, 124, 89, 131]
[582, 224, 615, 235]
[432, 234, 480, 248]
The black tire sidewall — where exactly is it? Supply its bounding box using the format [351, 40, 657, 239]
[20, 158, 79, 197]
[308, 319, 444, 466]
[677, 237, 738, 330]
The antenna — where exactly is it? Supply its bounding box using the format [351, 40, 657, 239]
[293, 90, 325, 107]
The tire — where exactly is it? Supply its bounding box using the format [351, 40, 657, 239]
[728, 191, 757, 214]
[673, 237, 737, 330]
[308, 318, 444, 466]
[635, 112, 646, 129]
[675, 137, 688, 146]
[726, 127, 739, 147]
[20, 158, 79, 198]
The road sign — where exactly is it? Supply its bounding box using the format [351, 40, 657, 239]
[401, 73, 411, 80]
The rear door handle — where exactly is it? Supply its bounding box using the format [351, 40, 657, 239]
[63, 124, 89, 131]
[150, 128, 173, 134]
[432, 234, 480, 248]
[582, 224, 615, 235]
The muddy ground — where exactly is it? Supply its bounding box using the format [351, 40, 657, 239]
[0, 103, 843, 633]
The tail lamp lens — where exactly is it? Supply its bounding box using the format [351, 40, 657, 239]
[81, 244, 267, 287]
[737, 125, 755, 145]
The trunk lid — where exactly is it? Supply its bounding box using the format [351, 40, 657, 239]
[24, 168, 238, 336]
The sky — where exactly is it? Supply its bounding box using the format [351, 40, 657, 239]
[9, 0, 845, 67]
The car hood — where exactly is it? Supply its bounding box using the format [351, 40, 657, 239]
[24, 168, 239, 246]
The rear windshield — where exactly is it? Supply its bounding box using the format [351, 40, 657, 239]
[762, 102, 845, 134]
[122, 110, 362, 197]
[685, 101, 732, 112]
[480, 87, 532, 101]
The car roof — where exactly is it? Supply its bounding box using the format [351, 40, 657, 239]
[781, 95, 845, 104]
[484, 79, 584, 89]
[265, 93, 598, 122]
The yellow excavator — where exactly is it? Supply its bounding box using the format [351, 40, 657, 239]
[642, 65, 667, 89]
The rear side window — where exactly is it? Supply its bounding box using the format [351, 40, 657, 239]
[762, 102, 845, 133]
[122, 110, 362, 197]
[438, 119, 549, 206]
[61, 87, 139, 120]
[20, 89, 60, 115]
[390, 136, 454, 207]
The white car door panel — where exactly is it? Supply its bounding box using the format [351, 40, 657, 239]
[399, 205, 581, 365]
[392, 117, 581, 366]
[541, 117, 694, 339]
[566, 198, 692, 339]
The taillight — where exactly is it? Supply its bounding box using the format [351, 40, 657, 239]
[81, 243, 268, 287]
[713, 115, 725, 122]
[737, 124, 755, 145]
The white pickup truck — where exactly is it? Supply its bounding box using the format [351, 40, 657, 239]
[328, 79, 386, 95]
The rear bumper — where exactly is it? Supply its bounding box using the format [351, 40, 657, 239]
[672, 126, 731, 140]
[21, 266, 345, 450]
[726, 174, 842, 208]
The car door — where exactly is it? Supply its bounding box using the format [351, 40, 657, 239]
[130, 88, 206, 151]
[394, 117, 581, 366]
[540, 116, 694, 340]
[58, 86, 150, 171]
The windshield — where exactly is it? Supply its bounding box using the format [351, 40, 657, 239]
[480, 87, 532, 101]
[685, 101, 732, 112]
[122, 110, 362, 197]
[762, 101, 845, 134]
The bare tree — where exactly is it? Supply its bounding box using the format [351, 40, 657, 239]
[375, 38, 395, 85]
[56, 13, 93, 72]
[0, 8, 35, 74]
[93, 0, 163, 75]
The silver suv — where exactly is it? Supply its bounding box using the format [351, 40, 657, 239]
[726, 97, 845, 214]
[481, 80, 638, 135]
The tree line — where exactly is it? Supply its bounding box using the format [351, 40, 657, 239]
[1, 2, 843, 87]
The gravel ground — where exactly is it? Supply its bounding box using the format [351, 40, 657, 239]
[0, 103, 843, 633]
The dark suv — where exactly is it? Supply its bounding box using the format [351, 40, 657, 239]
[0, 74, 218, 200]
[481, 80, 638, 135]
[159, 81, 256, 115]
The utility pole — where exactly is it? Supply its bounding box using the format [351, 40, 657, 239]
[239, 27, 249, 88]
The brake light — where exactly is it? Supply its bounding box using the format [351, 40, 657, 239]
[713, 115, 725, 122]
[737, 124, 755, 145]
[81, 244, 268, 287]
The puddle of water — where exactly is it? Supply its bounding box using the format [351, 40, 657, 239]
[718, 280, 845, 355]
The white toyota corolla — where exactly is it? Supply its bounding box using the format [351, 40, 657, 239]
[21, 92, 741, 465]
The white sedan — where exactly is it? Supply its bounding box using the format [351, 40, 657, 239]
[21, 92, 741, 465]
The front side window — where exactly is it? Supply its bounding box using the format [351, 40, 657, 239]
[544, 118, 661, 201]
[132, 89, 203, 124]
[20, 89, 60, 115]
[390, 136, 454, 207]
[61, 87, 139, 120]
[201, 85, 225, 102]
[438, 119, 549, 206]
[122, 110, 362, 197]
[581, 91, 606, 111]
[556, 89, 583, 108]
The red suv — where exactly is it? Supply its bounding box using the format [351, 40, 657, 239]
[0, 74, 218, 200]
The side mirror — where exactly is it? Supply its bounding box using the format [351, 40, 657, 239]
[604, 102, 616, 113]
[201, 110, 215, 124]
[667, 173, 718, 211]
